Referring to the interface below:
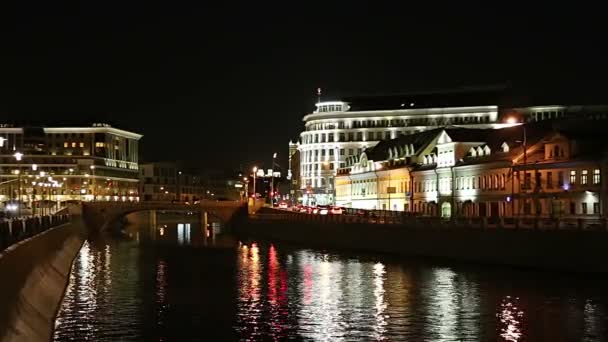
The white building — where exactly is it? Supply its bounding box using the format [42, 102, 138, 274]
[295, 89, 517, 205]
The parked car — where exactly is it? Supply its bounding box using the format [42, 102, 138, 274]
[278, 202, 288, 209]
[316, 205, 330, 215]
[330, 206, 344, 215]
[292, 204, 303, 212]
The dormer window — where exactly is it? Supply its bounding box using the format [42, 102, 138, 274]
[483, 145, 491, 155]
[469, 147, 477, 157]
[501, 142, 509, 153]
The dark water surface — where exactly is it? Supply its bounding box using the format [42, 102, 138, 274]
[53, 218, 608, 341]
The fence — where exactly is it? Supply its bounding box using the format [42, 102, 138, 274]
[252, 208, 608, 231]
[0, 215, 72, 252]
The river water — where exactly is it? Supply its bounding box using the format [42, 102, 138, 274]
[53, 216, 608, 341]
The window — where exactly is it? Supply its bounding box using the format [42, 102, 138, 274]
[547, 172, 553, 189]
[321, 150, 326, 157]
[329, 149, 334, 156]
[71, 142, 76, 148]
[569, 201, 575, 214]
[594, 202, 600, 214]
[535, 172, 541, 189]
[314, 134, 318, 143]
[95, 142, 105, 147]
[357, 148, 362, 155]
[570, 170, 577, 184]
[321, 134, 326, 143]
[79, 142, 84, 148]
[348, 149, 353, 155]
[524, 173, 531, 190]
[501, 174, 506, 190]
[348, 132, 354, 141]
[385, 132, 391, 140]
[368, 132, 375, 140]
[582, 202, 588, 215]
[558, 171, 564, 187]
[63, 142, 68, 148]
[328, 134, 334, 142]
[339, 149, 345, 156]
[594, 169, 601, 184]
[356, 132, 363, 141]
[581, 170, 588, 185]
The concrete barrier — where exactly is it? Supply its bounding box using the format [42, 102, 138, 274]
[0, 218, 86, 342]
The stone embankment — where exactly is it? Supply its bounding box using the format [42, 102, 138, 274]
[238, 209, 608, 273]
[0, 217, 86, 342]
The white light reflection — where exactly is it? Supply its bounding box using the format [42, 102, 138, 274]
[373, 262, 388, 340]
[425, 268, 457, 340]
[497, 296, 524, 341]
[297, 251, 346, 341]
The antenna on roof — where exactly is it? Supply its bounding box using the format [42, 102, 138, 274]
[317, 87, 322, 104]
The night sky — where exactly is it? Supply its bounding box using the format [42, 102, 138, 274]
[1, 3, 606, 172]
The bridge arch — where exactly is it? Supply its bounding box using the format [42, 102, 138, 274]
[82, 201, 246, 231]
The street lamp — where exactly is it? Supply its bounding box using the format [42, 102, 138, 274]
[270, 153, 277, 207]
[13, 152, 23, 217]
[90, 165, 96, 201]
[252, 166, 258, 199]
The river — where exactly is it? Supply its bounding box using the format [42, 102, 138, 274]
[53, 215, 608, 341]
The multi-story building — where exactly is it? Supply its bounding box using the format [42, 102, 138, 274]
[294, 87, 608, 206]
[0, 123, 142, 204]
[336, 118, 608, 218]
[140, 162, 210, 202]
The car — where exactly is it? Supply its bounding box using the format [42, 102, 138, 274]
[278, 202, 288, 209]
[316, 205, 330, 215]
[299, 206, 310, 213]
[292, 204, 303, 212]
[330, 206, 344, 215]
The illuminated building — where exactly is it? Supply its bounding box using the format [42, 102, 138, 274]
[0, 123, 141, 203]
[336, 119, 608, 218]
[294, 87, 608, 206]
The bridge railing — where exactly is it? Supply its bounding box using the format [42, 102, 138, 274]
[252, 208, 608, 232]
[0, 214, 72, 252]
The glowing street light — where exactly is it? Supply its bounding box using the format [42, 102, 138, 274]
[252, 166, 258, 199]
[13, 152, 23, 217]
[506, 117, 518, 124]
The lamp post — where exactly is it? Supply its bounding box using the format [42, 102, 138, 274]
[270, 153, 277, 207]
[13, 152, 23, 217]
[507, 116, 527, 217]
[243, 177, 249, 202]
[90, 165, 96, 201]
[252, 166, 258, 200]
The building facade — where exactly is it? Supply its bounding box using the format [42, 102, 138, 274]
[0, 123, 142, 205]
[294, 87, 608, 206]
[336, 119, 608, 218]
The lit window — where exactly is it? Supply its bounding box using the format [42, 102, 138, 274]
[95, 142, 105, 147]
[570, 170, 577, 184]
[79, 142, 84, 148]
[71, 142, 76, 148]
[593, 169, 600, 184]
[63, 142, 68, 148]
[581, 170, 588, 185]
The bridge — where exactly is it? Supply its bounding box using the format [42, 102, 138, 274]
[82, 200, 246, 231]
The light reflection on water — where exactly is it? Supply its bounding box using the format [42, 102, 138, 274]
[54, 218, 608, 341]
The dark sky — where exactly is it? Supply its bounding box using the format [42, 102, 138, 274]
[1, 2, 606, 172]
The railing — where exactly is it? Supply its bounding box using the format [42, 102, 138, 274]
[252, 208, 608, 232]
[0, 214, 71, 252]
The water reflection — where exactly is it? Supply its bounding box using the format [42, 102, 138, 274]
[498, 296, 524, 341]
[54, 218, 608, 341]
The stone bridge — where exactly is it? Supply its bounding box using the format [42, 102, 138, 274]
[82, 200, 246, 231]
